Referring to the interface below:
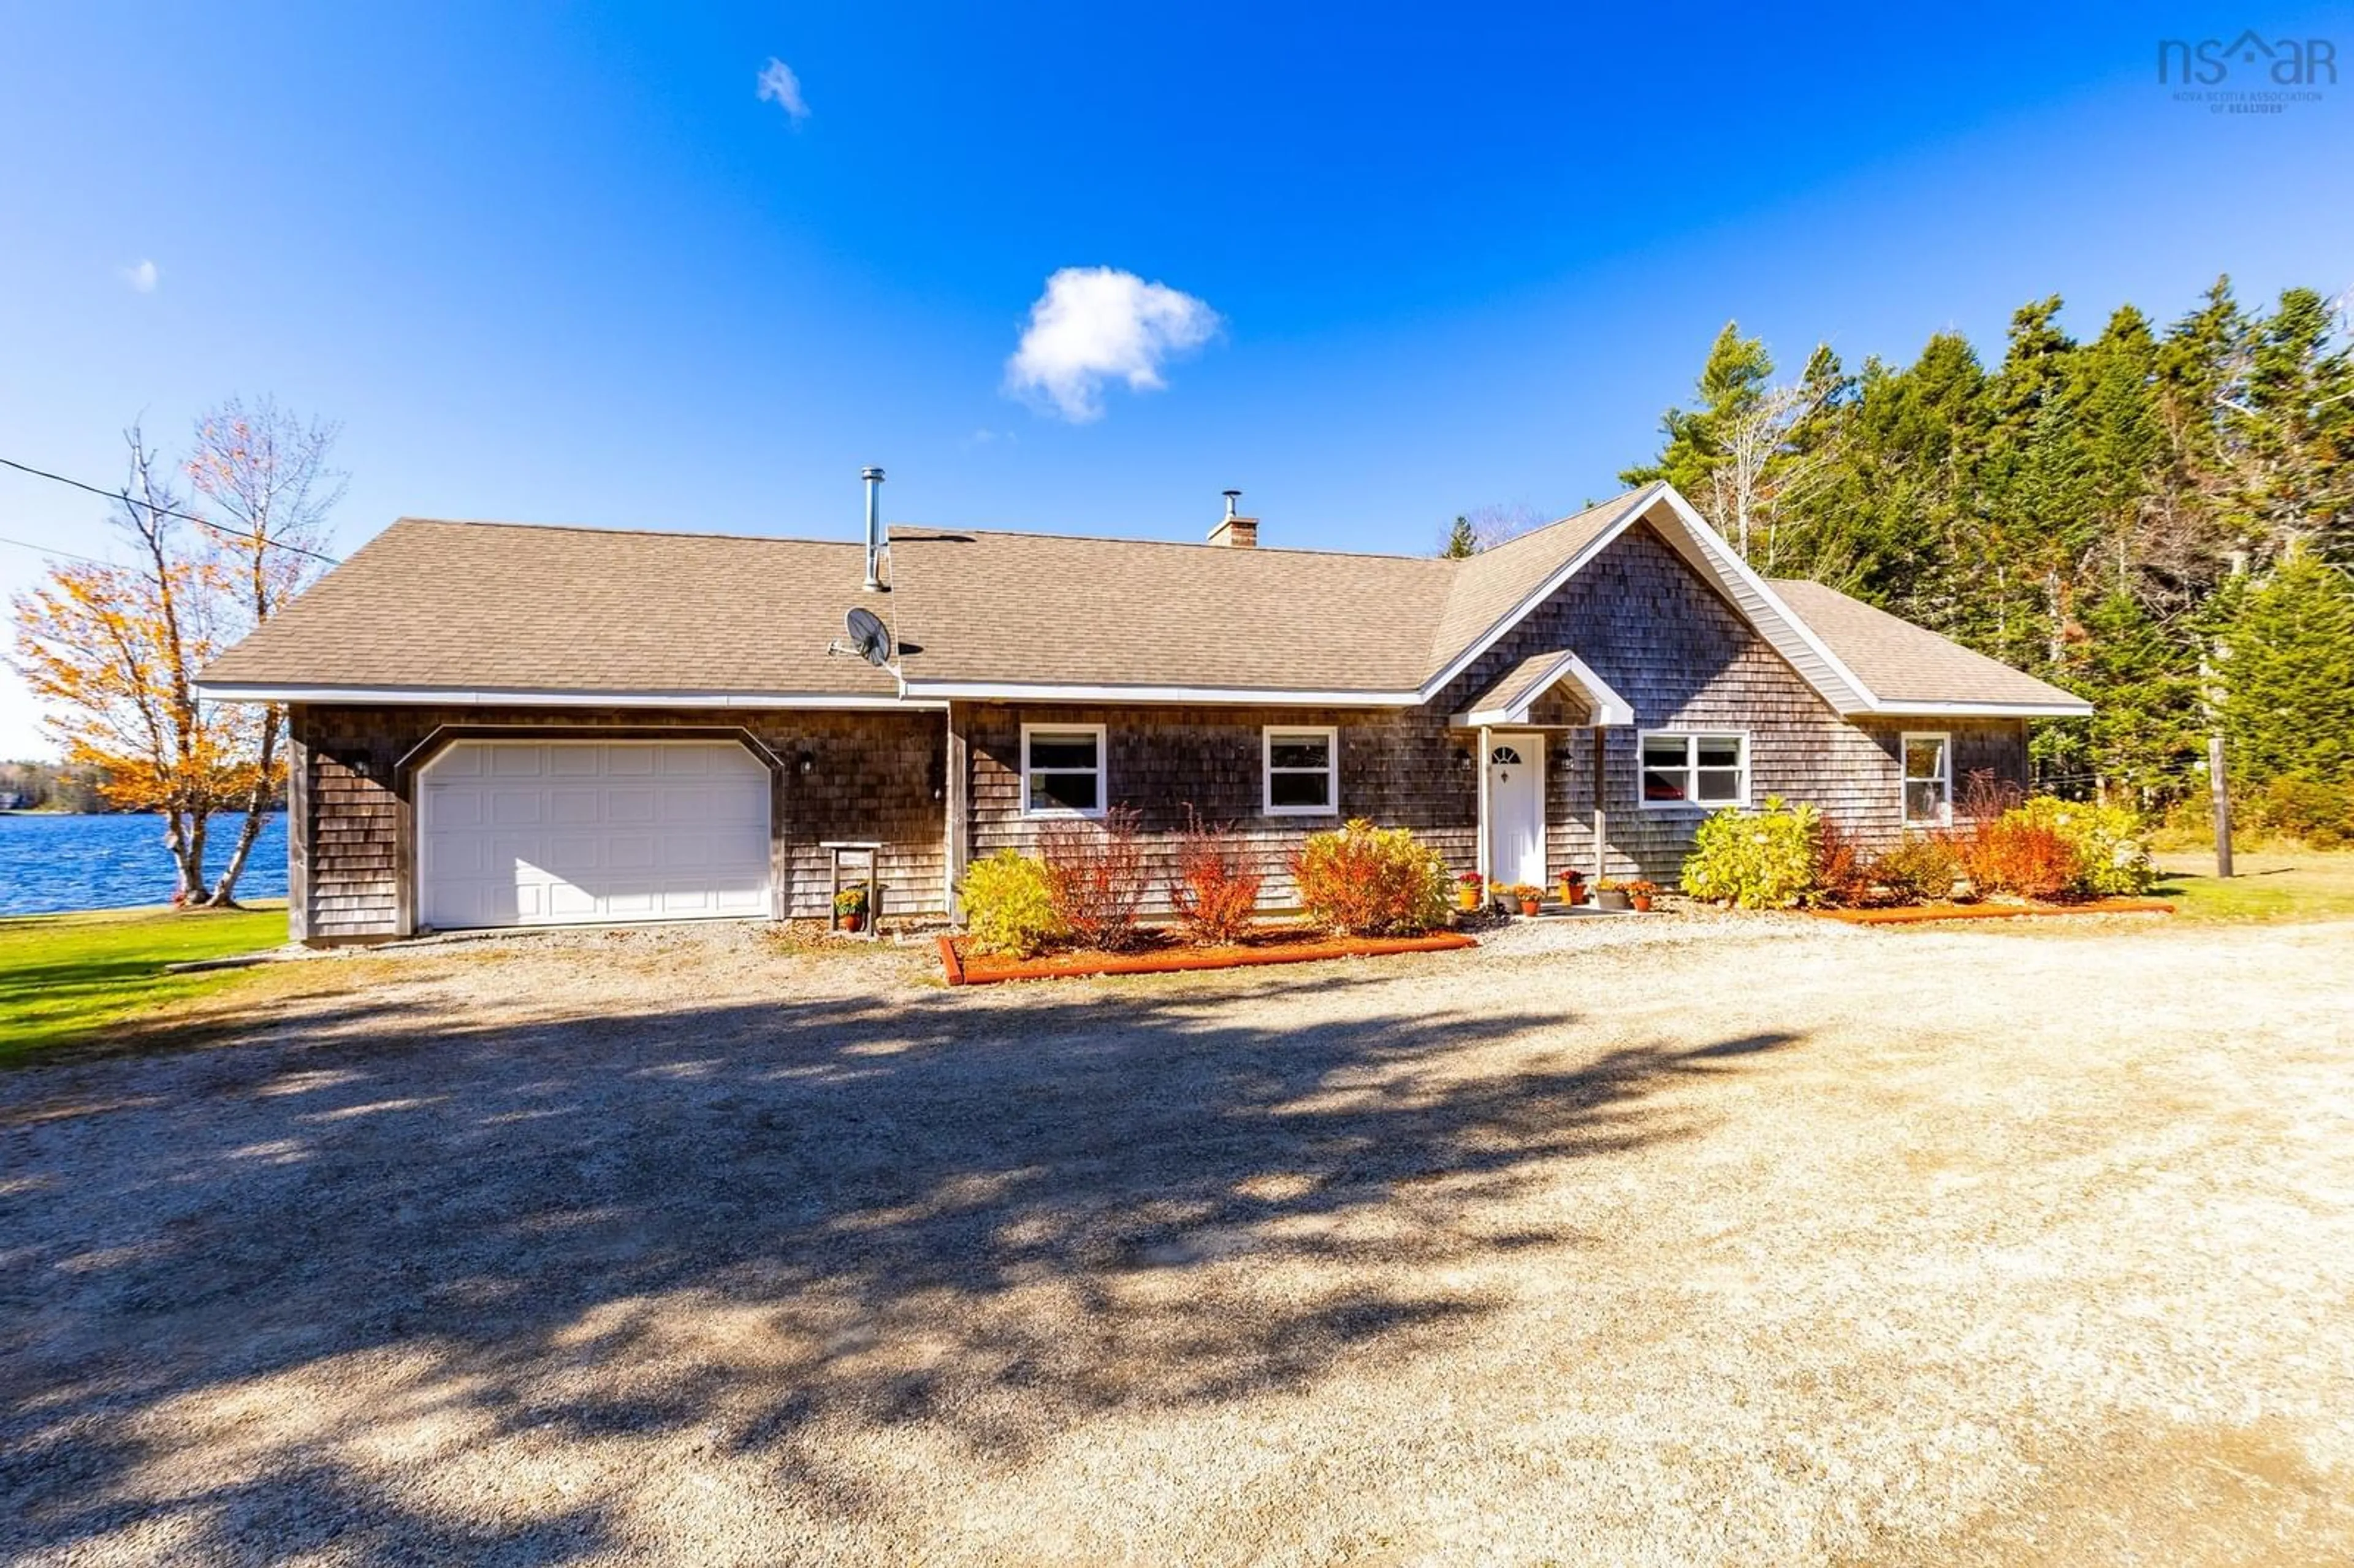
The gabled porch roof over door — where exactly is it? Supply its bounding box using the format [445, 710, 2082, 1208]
[1450, 648, 1633, 729]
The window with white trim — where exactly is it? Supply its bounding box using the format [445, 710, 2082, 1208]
[1263, 726, 1339, 815]
[1640, 731, 1748, 807]
[1902, 732, 1952, 826]
[1020, 724, 1106, 816]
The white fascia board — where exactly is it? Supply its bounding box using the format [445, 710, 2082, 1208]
[193, 682, 940, 710]
[899, 680, 1422, 706]
[1449, 650, 1635, 728]
[1644, 504, 2092, 721]
[1857, 698, 2094, 718]
[1415, 485, 1662, 702]
[1644, 487, 1883, 715]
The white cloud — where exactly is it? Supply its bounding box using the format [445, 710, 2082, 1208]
[120, 259, 159, 293]
[756, 58, 809, 122]
[1003, 267, 1222, 422]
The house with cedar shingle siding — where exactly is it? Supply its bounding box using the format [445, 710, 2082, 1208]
[197, 481, 2087, 943]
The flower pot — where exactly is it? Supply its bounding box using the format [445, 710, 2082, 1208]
[1557, 880, 1583, 904]
[1596, 888, 1632, 912]
[1457, 887, 1480, 911]
[1518, 897, 1541, 916]
[840, 912, 864, 932]
[1630, 893, 1653, 913]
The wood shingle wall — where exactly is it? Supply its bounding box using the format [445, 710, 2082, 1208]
[283, 520, 2034, 937]
[288, 704, 945, 941]
[1434, 522, 2029, 878]
[958, 702, 1477, 910]
[956, 521, 2030, 894]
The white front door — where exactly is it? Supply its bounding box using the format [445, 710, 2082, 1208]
[1486, 733, 1546, 888]
[418, 740, 772, 930]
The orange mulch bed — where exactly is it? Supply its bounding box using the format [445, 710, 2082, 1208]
[938, 928, 1477, 986]
[1813, 898, 2174, 926]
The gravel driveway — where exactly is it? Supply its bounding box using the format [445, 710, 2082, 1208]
[4, 915, 2351, 1566]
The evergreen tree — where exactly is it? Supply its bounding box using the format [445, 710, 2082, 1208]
[1619, 321, 1773, 496]
[2241, 287, 2354, 561]
[2222, 549, 2354, 782]
[2041, 589, 2201, 797]
[1441, 514, 1477, 558]
[1622, 278, 2354, 807]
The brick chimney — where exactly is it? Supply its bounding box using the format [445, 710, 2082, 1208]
[1209, 489, 1258, 548]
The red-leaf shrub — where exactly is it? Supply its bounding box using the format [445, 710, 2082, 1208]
[1959, 815, 2082, 900]
[1945, 773, 2085, 899]
[1168, 810, 1262, 946]
[1289, 820, 1449, 935]
[1037, 805, 1149, 951]
[1810, 818, 1872, 906]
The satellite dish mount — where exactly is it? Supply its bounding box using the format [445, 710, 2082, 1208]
[829, 606, 893, 668]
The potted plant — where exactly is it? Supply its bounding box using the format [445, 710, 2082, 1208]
[1625, 878, 1659, 913]
[1556, 867, 1588, 905]
[1593, 877, 1633, 912]
[834, 883, 870, 932]
[1507, 882, 1543, 916]
[1455, 870, 1484, 911]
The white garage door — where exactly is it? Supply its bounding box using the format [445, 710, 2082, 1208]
[418, 740, 771, 930]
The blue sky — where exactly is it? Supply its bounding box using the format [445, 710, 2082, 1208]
[3, 1, 2350, 755]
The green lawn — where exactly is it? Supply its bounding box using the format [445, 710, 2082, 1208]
[0, 902, 287, 1062]
[2152, 851, 2354, 923]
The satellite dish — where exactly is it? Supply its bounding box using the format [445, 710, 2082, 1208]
[829, 606, 893, 668]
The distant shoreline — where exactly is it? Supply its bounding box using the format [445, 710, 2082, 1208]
[0, 809, 286, 817]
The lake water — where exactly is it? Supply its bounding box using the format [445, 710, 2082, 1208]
[0, 813, 288, 916]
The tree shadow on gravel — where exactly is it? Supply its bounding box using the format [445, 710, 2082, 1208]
[0, 964, 1800, 1563]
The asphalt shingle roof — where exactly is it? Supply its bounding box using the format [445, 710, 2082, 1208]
[199, 519, 900, 698]
[885, 528, 1452, 692]
[196, 496, 2085, 717]
[1767, 578, 2086, 710]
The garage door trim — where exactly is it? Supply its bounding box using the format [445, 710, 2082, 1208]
[400, 726, 783, 933]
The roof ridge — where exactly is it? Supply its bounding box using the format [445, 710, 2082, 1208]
[891, 524, 1460, 565]
[380, 495, 1651, 565]
[389, 517, 866, 549]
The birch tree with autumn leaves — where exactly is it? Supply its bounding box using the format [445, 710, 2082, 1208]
[9, 400, 341, 907]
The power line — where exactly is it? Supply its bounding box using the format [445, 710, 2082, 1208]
[0, 532, 118, 569]
[0, 455, 343, 565]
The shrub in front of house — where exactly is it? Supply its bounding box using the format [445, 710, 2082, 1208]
[1290, 819, 1449, 935]
[2008, 796, 2154, 896]
[1868, 834, 1964, 905]
[1680, 796, 1819, 910]
[1036, 805, 1150, 951]
[1810, 818, 1872, 906]
[1168, 810, 1262, 946]
[1958, 813, 2082, 900]
[959, 849, 1065, 957]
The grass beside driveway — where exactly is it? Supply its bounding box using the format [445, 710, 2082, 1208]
[0, 902, 286, 1061]
[2153, 850, 2354, 921]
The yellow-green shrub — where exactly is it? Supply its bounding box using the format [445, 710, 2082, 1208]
[1680, 796, 1819, 909]
[1289, 820, 1449, 935]
[958, 850, 1065, 957]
